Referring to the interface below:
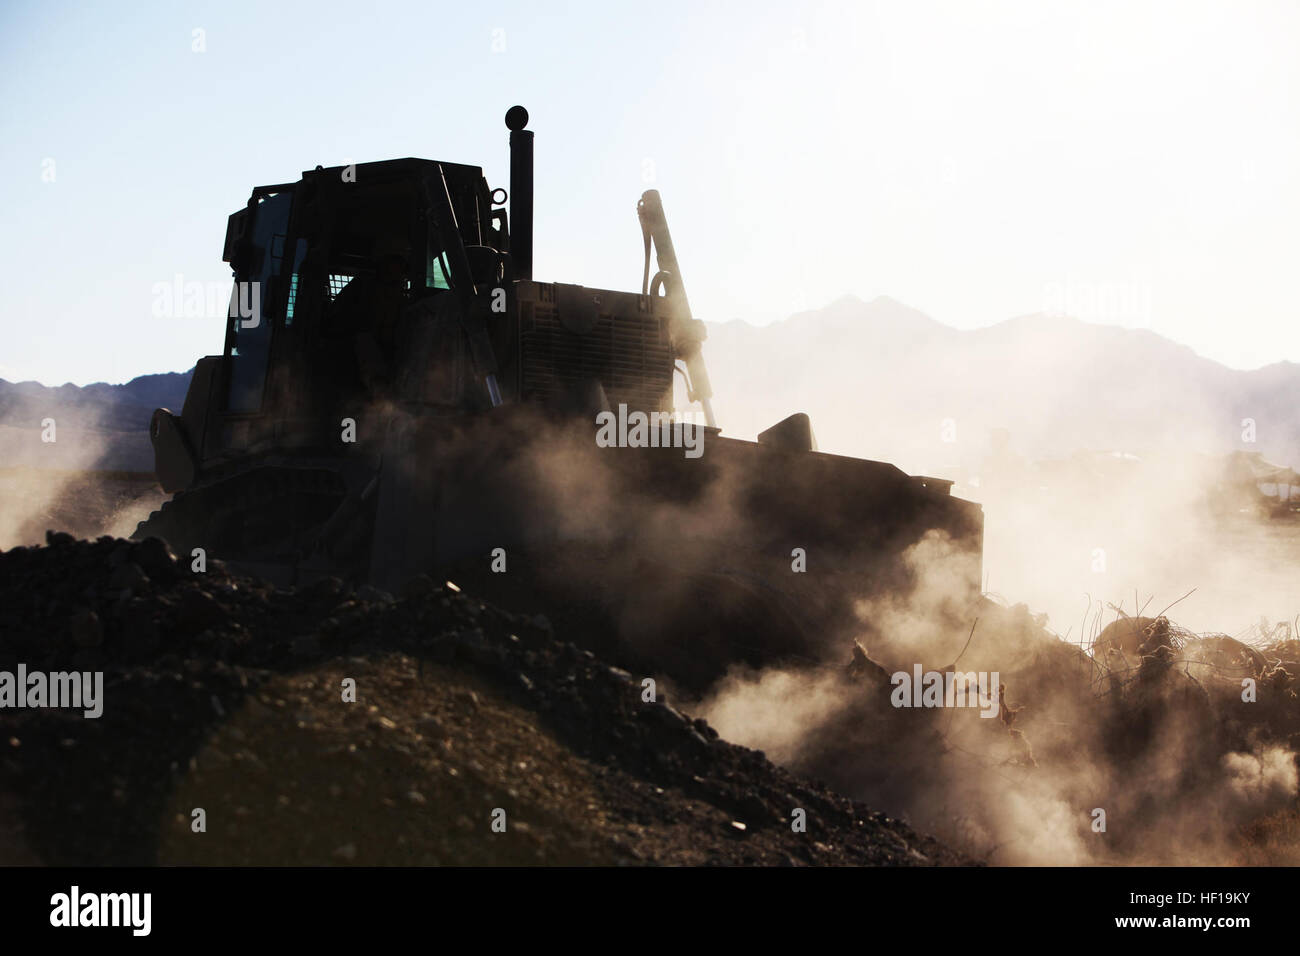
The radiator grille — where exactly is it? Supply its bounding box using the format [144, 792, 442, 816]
[519, 290, 674, 413]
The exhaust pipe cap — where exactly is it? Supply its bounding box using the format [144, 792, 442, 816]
[505, 105, 529, 131]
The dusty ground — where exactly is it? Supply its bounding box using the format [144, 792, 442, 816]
[0, 533, 967, 866]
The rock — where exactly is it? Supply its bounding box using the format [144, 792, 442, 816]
[355, 585, 394, 605]
[120, 599, 161, 657]
[109, 562, 150, 592]
[645, 702, 690, 728]
[130, 538, 176, 580]
[205, 559, 231, 579]
[401, 574, 436, 600]
[416, 715, 445, 735]
[738, 793, 773, 824]
[69, 609, 103, 648]
[292, 635, 322, 658]
[177, 588, 225, 630]
[71, 648, 105, 670]
[453, 629, 500, 666]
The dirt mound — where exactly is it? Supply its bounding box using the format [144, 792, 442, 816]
[0, 533, 966, 866]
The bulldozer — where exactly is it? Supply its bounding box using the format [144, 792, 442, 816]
[136, 106, 983, 693]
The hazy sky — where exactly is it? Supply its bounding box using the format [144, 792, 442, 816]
[2, 0, 1297, 385]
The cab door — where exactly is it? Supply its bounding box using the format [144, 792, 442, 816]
[224, 189, 294, 413]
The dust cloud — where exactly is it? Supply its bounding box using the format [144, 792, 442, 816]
[0, 425, 163, 550]
[696, 520, 1300, 865]
[416, 364, 1300, 864]
[694, 300, 1300, 864]
[703, 301, 1300, 641]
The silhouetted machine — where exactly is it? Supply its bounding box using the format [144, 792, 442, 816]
[137, 106, 983, 691]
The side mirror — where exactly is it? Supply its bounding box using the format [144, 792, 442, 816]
[464, 245, 511, 289]
[223, 207, 251, 265]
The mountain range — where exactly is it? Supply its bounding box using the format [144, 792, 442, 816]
[0, 371, 190, 471]
[704, 296, 1299, 477]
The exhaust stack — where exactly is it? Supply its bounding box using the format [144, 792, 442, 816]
[505, 105, 533, 281]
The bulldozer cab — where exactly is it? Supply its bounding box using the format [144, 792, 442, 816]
[219, 159, 506, 424]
